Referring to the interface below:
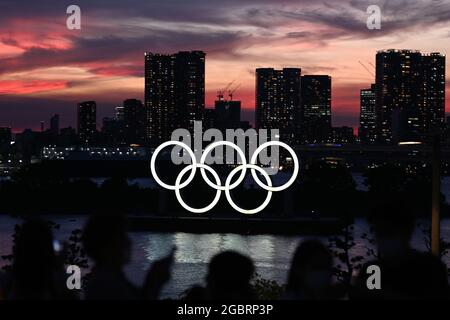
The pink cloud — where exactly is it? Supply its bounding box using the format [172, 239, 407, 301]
[0, 80, 68, 94]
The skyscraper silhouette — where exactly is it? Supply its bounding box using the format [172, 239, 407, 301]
[301, 75, 331, 143]
[50, 114, 60, 136]
[123, 99, 145, 145]
[77, 101, 97, 145]
[375, 49, 445, 143]
[255, 68, 301, 144]
[359, 84, 377, 144]
[214, 98, 241, 131]
[420, 53, 446, 138]
[144, 51, 205, 144]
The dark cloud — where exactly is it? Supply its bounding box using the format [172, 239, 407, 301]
[0, 29, 249, 75]
[0, 0, 448, 129]
[286, 32, 312, 39]
[1, 0, 448, 75]
[2, 0, 448, 36]
[277, 0, 450, 40]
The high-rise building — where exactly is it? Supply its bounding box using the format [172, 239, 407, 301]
[144, 51, 205, 143]
[123, 98, 145, 145]
[301, 75, 331, 143]
[214, 96, 241, 131]
[174, 51, 205, 131]
[0, 127, 12, 145]
[102, 117, 124, 146]
[50, 114, 60, 136]
[255, 68, 301, 144]
[445, 116, 450, 146]
[375, 49, 445, 143]
[376, 50, 422, 143]
[145, 53, 175, 143]
[359, 84, 377, 144]
[115, 105, 124, 121]
[203, 109, 216, 130]
[330, 126, 355, 144]
[420, 53, 446, 136]
[77, 101, 96, 144]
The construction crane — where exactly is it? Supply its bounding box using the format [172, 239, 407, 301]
[217, 80, 235, 101]
[367, 61, 375, 70]
[358, 60, 375, 78]
[228, 83, 241, 101]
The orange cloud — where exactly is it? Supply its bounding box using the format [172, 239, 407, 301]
[0, 80, 68, 94]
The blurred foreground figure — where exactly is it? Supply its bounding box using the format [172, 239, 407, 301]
[205, 251, 256, 299]
[353, 197, 449, 299]
[285, 240, 338, 299]
[83, 215, 174, 299]
[3, 219, 73, 299]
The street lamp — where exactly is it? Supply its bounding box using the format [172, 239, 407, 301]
[431, 132, 441, 256]
[398, 135, 440, 256]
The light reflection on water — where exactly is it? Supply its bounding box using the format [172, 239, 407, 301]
[0, 215, 449, 298]
[127, 232, 299, 298]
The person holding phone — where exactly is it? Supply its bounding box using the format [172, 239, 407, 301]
[82, 215, 175, 300]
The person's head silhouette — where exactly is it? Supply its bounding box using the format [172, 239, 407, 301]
[83, 215, 131, 269]
[12, 219, 57, 299]
[363, 197, 449, 299]
[370, 197, 416, 259]
[286, 240, 332, 299]
[206, 251, 255, 299]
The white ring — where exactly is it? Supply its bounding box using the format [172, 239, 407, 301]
[224, 164, 272, 215]
[150, 139, 299, 214]
[250, 141, 299, 192]
[150, 140, 197, 190]
[200, 141, 247, 191]
[175, 164, 222, 214]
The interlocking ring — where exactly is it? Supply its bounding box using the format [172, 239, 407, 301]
[200, 141, 247, 191]
[150, 140, 299, 214]
[150, 140, 197, 190]
[250, 141, 299, 192]
[225, 164, 272, 215]
[175, 164, 222, 214]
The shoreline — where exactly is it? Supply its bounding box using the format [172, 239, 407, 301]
[127, 215, 345, 235]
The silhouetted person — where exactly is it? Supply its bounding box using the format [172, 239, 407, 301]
[82, 215, 174, 299]
[181, 285, 207, 300]
[353, 197, 449, 299]
[4, 219, 73, 299]
[284, 240, 335, 299]
[205, 251, 256, 299]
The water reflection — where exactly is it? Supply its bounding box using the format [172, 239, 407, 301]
[129, 231, 302, 297]
[1, 215, 450, 298]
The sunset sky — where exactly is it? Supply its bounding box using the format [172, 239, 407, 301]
[0, 0, 449, 132]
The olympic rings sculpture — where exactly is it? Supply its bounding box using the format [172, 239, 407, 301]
[150, 140, 299, 214]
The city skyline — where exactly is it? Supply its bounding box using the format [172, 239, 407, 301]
[0, 47, 446, 145]
[73, 47, 446, 147]
[1, 48, 448, 136]
[0, 0, 449, 131]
